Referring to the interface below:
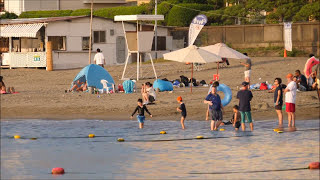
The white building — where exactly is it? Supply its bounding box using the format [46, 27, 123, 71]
[0, 16, 173, 69]
[4, 0, 128, 15]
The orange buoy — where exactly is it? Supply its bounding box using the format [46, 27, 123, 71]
[308, 162, 320, 169]
[52, 167, 65, 174]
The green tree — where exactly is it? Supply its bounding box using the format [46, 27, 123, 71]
[167, 3, 214, 26]
[0, 12, 18, 19]
[293, 1, 320, 21]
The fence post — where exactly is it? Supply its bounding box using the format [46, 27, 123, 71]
[46, 41, 53, 71]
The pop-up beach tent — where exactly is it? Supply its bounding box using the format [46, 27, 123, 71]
[73, 64, 115, 89]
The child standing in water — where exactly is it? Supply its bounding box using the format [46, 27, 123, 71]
[131, 98, 152, 129]
[220, 105, 241, 131]
[176, 96, 187, 129]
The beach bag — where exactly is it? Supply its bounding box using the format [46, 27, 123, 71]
[200, 80, 206, 85]
[180, 75, 189, 87]
[123, 80, 135, 94]
[173, 80, 180, 86]
[153, 79, 173, 92]
[260, 83, 268, 90]
[190, 78, 198, 86]
[118, 84, 124, 92]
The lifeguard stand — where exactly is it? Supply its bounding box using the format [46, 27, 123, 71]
[114, 15, 164, 80]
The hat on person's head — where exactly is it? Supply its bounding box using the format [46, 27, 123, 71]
[286, 73, 293, 78]
[242, 81, 249, 86]
[177, 96, 182, 101]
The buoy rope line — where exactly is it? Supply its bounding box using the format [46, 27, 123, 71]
[4, 128, 319, 140]
[92, 135, 255, 143]
[189, 167, 309, 174]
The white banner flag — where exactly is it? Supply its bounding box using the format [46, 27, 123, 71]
[188, 14, 207, 46]
[284, 22, 292, 51]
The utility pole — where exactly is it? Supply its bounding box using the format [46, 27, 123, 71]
[88, 0, 93, 64]
[155, 0, 158, 60]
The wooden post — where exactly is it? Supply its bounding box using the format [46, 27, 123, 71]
[88, 0, 93, 64]
[46, 41, 53, 71]
[191, 63, 193, 93]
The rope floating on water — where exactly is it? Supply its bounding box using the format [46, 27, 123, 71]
[189, 167, 309, 174]
[4, 128, 319, 140]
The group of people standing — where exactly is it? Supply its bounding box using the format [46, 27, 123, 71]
[131, 52, 317, 131]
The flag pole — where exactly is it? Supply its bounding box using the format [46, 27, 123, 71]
[88, 0, 93, 64]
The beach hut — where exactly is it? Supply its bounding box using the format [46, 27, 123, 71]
[73, 64, 115, 90]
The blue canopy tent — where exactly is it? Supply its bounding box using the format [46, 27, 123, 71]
[73, 64, 115, 89]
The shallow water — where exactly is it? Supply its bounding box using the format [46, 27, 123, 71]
[1, 119, 319, 179]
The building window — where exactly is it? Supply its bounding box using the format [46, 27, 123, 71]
[110, 29, 114, 36]
[82, 37, 91, 50]
[48, 36, 66, 51]
[93, 31, 106, 43]
[152, 36, 166, 51]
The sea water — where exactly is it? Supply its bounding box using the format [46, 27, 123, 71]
[1, 119, 319, 179]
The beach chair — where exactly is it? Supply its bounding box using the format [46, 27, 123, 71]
[101, 79, 115, 94]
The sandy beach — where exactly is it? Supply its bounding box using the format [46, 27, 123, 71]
[0, 57, 319, 121]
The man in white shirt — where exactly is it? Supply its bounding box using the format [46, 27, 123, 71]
[94, 48, 105, 68]
[284, 73, 297, 128]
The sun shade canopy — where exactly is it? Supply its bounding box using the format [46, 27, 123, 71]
[114, 15, 164, 21]
[0, 23, 44, 38]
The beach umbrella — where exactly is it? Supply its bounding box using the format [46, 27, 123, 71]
[163, 45, 222, 92]
[200, 43, 249, 59]
[200, 43, 249, 75]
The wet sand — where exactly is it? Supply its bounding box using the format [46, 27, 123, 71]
[1, 57, 319, 121]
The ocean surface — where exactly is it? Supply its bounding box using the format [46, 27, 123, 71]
[1, 119, 319, 179]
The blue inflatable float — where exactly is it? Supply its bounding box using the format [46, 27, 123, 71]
[208, 83, 232, 107]
[153, 79, 173, 92]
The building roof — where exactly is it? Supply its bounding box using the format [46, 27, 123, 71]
[0, 16, 87, 25]
[114, 15, 164, 21]
[1, 23, 44, 37]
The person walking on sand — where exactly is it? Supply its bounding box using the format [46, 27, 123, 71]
[176, 96, 187, 130]
[237, 81, 253, 131]
[204, 82, 224, 131]
[240, 53, 252, 85]
[94, 48, 105, 68]
[284, 73, 297, 129]
[269, 78, 284, 128]
[131, 98, 152, 129]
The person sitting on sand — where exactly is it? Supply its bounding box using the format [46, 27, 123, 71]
[131, 98, 152, 129]
[141, 82, 156, 105]
[269, 78, 284, 128]
[220, 105, 241, 131]
[69, 80, 87, 92]
[204, 82, 224, 131]
[284, 73, 297, 128]
[294, 70, 308, 91]
[237, 81, 254, 131]
[176, 96, 187, 130]
[0, 76, 6, 94]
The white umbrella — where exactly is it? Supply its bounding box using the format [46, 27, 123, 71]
[163, 45, 222, 92]
[200, 43, 249, 59]
[200, 43, 249, 77]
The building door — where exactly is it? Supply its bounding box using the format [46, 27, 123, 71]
[116, 36, 126, 64]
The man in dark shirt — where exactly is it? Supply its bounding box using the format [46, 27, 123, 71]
[295, 70, 307, 91]
[237, 81, 253, 131]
